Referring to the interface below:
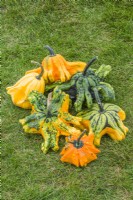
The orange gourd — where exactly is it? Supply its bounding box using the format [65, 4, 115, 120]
[26, 45, 86, 83]
[60, 130, 100, 167]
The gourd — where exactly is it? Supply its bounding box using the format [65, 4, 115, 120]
[19, 87, 82, 153]
[26, 45, 86, 83]
[6, 62, 45, 109]
[78, 88, 128, 146]
[45, 57, 115, 112]
[60, 130, 100, 167]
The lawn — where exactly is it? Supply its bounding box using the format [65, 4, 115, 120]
[2, 0, 133, 200]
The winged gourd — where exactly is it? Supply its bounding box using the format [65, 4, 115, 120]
[19, 87, 82, 153]
[78, 88, 128, 146]
[45, 57, 115, 112]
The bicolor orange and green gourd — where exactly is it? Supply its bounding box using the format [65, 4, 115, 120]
[19, 87, 82, 153]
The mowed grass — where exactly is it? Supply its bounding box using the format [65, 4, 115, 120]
[1, 1, 133, 200]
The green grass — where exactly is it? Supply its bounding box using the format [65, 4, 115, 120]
[2, 0, 133, 199]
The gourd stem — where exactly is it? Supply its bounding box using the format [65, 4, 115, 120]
[45, 45, 55, 56]
[83, 56, 98, 76]
[31, 60, 44, 80]
[93, 88, 104, 112]
[77, 129, 87, 144]
[47, 92, 53, 108]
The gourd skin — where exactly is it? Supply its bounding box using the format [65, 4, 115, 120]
[26, 58, 86, 83]
[118, 110, 126, 120]
[42, 54, 71, 83]
[60, 134, 100, 167]
[78, 103, 128, 146]
[6, 73, 45, 109]
[19, 90, 47, 133]
[65, 61, 86, 76]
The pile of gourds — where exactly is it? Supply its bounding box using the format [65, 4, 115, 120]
[6, 45, 128, 167]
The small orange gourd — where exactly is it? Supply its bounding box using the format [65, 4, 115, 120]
[6, 62, 45, 109]
[60, 130, 100, 167]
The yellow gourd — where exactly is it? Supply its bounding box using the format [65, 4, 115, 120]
[6, 62, 45, 109]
